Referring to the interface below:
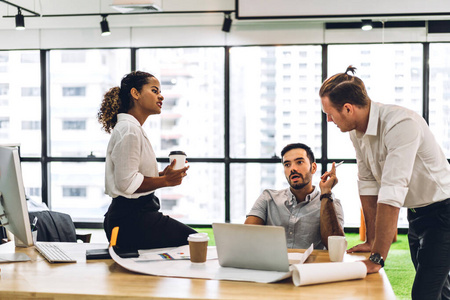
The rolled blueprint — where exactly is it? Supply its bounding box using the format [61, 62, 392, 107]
[290, 261, 367, 286]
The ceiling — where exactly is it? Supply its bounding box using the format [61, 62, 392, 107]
[2, 0, 450, 32]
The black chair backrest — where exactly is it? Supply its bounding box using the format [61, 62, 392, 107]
[28, 211, 77, 242]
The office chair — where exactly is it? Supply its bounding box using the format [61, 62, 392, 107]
[28, 210, 91, 243]
[0, 226, 7, 244]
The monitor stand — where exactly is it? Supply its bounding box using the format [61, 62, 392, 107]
[0, 231, 31, 263]
[0, 251, 31, 262]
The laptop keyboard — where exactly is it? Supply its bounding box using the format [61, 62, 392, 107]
[35, 242, 77, 263]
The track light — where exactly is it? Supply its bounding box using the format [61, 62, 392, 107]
[222, 13, 232, 33]
[15, 8, 25, 31]
[100, 15, 111, 36]
[361, 19, 373, 31]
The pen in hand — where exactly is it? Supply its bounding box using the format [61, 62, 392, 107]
[335, 161, 344, 168]
[321, 161, 344, 182]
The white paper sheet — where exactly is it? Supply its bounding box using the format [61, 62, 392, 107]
[288, 244, 313, 264]
[136, 245, 218, 262]
[109, 244, 366, 286]
[110, 245, 292, 283]
[290, 261, 367, 286]
[134, 245, 190, 261]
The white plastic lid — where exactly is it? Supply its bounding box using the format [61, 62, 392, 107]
[187, 232, 209, 242]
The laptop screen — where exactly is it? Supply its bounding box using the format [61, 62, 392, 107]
[212, 223, 290, 272]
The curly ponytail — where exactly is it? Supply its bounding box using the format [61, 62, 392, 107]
[98, 86, 121, 133]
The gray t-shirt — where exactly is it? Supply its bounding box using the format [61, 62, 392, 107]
[246, 186, 344, 250]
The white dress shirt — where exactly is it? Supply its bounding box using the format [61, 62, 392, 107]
[105, 113, 159, 199]
[350, 101, 450, 208]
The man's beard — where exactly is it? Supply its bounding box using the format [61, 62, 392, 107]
[290, 181, 309, 190]
[289, 171, 312, 190]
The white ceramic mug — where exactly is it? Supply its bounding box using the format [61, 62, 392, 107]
[328, 235, 347, 262]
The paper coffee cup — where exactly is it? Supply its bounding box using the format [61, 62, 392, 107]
[169, 151, 187, 170]
[187, 233, 209, 263]
[328, 236, 347, 262]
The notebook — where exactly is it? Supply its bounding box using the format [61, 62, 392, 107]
[212, 223, 290, 272]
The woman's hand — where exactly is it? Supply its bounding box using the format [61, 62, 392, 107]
[162, 159, 189, 187]
[159, 159, 188, 176]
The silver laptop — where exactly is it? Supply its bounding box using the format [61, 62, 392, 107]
[212, 223, 290, 272]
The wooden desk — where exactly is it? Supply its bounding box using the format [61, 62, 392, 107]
[0, 242, 396, 300]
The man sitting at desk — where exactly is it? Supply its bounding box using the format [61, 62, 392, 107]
[245, 143, 345, 250]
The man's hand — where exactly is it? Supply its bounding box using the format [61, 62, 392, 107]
[347, 241, 372, 253]
[362, 259, 382, 274]
[319, 161, 345, 246]
[320, 162, 338, 194]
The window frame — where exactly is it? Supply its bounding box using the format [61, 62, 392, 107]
[13, 42, 448, 229]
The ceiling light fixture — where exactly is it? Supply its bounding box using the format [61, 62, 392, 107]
[222, 13, 232, 33]
[15, 8, 25, 30]
[361, 19, 373, 31]
[100, 15, 111, 36]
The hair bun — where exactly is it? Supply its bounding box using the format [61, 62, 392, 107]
[345, 65, 357, 75]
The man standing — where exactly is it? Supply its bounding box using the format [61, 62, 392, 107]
[245, 143, 344, 250]
[320, 65, 450, 300]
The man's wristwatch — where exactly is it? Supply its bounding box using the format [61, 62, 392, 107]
[369, 253, 384, 268]
[320, 193, 333, 201]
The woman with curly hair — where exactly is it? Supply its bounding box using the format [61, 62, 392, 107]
[98, 71, 196, 250]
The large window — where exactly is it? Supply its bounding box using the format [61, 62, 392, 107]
[429, 44, 450, 157]
[229, 45, 323, 223]
[47, 49, 130, 221]
[22, 162, 42, 204]
[137, 48, 225, 223]
[49, 49, 130, 158]
[0, 51, 41, 157]
[1, 43, 447, 228]
[327, 44, 423, 160]
[328, 44, 424, 227]
[50, 162, 109, 222]
[230, 46, 323, 158]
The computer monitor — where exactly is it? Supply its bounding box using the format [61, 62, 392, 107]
[0, 145, 33, 247]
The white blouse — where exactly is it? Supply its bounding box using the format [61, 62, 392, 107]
[105, 113, 159, 199]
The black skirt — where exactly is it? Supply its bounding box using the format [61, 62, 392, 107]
[103, 193, 197, 250]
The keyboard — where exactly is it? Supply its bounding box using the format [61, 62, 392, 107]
[35, 242, 77, 263]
